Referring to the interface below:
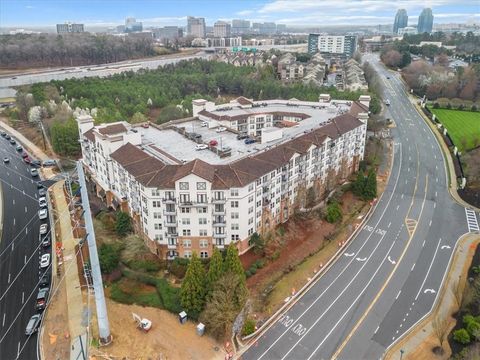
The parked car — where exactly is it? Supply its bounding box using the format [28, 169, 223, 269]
[39, 253, 50, 269]
[38, 188, 46, 197]
[25, 314, 41, 335]
[201, 121, 208, 127]
[38, 208, 48, 220]
[244, 138, 256, 144]
[22, 151, 29, 158]
[36, 181, 44, 189]
[385, 99, 391, 106]
[237, 134, 248, 140]
[31, 160, 41, 167]
[39, 274, 49, 287]
[3, 157, 9, 164]
[9, 138, 16, 145]
[195, 144, 208, 151]
[209, 139, 218, 147]
[41, 235, 51, 248]
[42, 159, 56, 167]
[24, 156, 31, 164]
[30, 168, 39, 177]
[39, 223, 48, 235]
[215, 127, 226, 133]
[35, 288, 49, 311]
[16, 145, 23, 152]
[5, 134, 11, 140]
[39, 197, 47, 208]
[0, 131, 6, 137]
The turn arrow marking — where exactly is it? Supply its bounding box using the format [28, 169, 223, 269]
[441, 245, 451, 250]
[387, 256, 396, 265]
[424, 289, 436, 294]
[344, 253, 355, 257]
[356, 257, 367, 262]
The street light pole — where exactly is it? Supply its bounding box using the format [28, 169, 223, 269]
[400, 349, 405, 360]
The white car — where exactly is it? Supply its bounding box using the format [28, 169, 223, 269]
[3, 157, 9, 163]
[30, 168, 39, 177]
[39, 223, 48, 235]
[38, 208, 48, 220]
[215, 127, 226, 133]
[39, 197, 47, 208]
[195, 144, 208, 151]
[385, 99, 391, 106]
[39, 253, 50, 269]
[201, 121, 208, 127]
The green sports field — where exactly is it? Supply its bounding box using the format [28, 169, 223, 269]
[431, 108, 480, 152]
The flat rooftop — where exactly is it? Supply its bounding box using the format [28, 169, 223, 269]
[138, 101, 352, 165]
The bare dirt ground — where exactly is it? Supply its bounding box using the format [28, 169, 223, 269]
[89, 298, 224, 360]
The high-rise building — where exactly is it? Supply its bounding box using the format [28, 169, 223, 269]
[232, 19, 250, 35]
[276, 24, 287, 33]
[393, 9, 408, 34]
[56, 22, 84, 34]
[213, 21, 231, 37]
[187, 16, 206, 38]
[418, 8, 434, 34]
[154, 26, 183, 41]
[308, 34, 357, 58]
[125, 17, 143, 33]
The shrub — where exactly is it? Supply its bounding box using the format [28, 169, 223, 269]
[109, 283, 134, 304]
[432, 102, 440, 109]
[245, 270, 252, 278]
[249, 267, 257, 275]
[242, 318, 256, 336]
[458, 104, 465, 110]
[453, 328, 471, 344]
[249, 232, 265, 254]
[472, 105, 478, 112]
[156, 278, 182, 314]
[446, 103, 452, 109]
[254, 259, 265, 269]
[169, 257, 189, 278]
[115, 211, 132, 236]
[127, 259, 161, 272]
[99, 243, 122, 274]
[277, 226, 286, 237]
[326, 202, 342, 223]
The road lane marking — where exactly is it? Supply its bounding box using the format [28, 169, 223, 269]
[429, 220, 432, 227]
[254, 143, 404, 360]
[25, 206, 27, 213]
[388, 256, 396, 265]
[24, 255, 26, 264]
[13, 218, 15, 226]
[424, 289, 436, 294]
[422, 240, 426, 247]
[22, 292, 24, 304]
[17, 341, 20, 358]
[2, 313, 5, 327]
[344, 253, 355, 257]
[396, 290, 401, 300]
[388, 222, 391, 228]
[415, 237, 442, 300]
[12, 199, 15, 205]
[374, 326, 379, 334]
[465, 208, 479, 232]
[8, 273, 11, 283]
[11, 242, 14, 251]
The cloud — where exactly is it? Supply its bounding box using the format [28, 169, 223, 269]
[25, 5, 35, 9]
[236, 10, 254, 16]
[138, 16, 187, 26]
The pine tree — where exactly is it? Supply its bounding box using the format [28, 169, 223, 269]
[207, 248, 224, 293]
[223, 244, 246, 284]
[364, 170, 377, 200]
[180, 252, 207, 318]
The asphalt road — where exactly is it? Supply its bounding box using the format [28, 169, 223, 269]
[242, 54, 478, 360]
[0, 135, 52, 360]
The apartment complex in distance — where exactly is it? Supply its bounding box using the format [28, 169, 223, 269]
[187, 16, 206, 38]
[308, 34, 357, 58]
[213, 21, 231, 38]
[77, 96, 370, 260]
[56, 22, 84, 34]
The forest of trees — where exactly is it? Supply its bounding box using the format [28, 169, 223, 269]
[0, 33, 155, 69]
[403, 31, 480, 55]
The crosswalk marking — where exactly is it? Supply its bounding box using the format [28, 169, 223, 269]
[465, 208, 479, 232]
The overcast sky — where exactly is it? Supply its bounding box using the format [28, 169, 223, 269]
[1, 0, 479, 28]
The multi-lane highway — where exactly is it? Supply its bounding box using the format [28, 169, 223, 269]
[242, 54, 479, 360]
[0, 134, 52, 360]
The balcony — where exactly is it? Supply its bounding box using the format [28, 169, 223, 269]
[192, 201, 208, 207]
[213, 220, 226, 227]
[215, 244, 225, 249]
[212, 197, 226, 204]
[213, 208, 226, 215]
[167, 243, 177, 249]
[213, 233, 226, 238]
[162, 198, 176, 204]
[163, 209, 176, 215]
[179, 200, 193, 207]
[165, 220, 177, 226]
[166, 232, 178, 237]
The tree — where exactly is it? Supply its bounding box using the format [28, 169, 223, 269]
[326, 202, 342, 223]
[180, 252, 207, 318]
[207, 248, 224, 293]
[364, 169, 377, 200]
[16, 92, 35, 121]
[453, 328, 471, 344]
[382, 50, 402, 68]
[248, 232, 265, 255]
[432, 315, 449, 349]
[98, 243, 121, 274]
[130, 112, 147, 124]
[115, 211, 132, 236]
[223, 243, 246, 284]
[49, 117, 81, 156]
[199, 273, 248, 340]
[157, 104, 186, 124]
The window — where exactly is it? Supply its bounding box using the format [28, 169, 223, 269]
[231, 189, 239, 196]
[182, 229, 191, 236]
[200, 251, 208, 259]
[151, 189, 161, 196]
[152, 200, 161, 208]
[231, 223, 239, 230]
[184, 250, 192, 259]
[182, 218, 190, 225]
[197, 207, 207, 213]
[256, 200, 262, 207]
[231, 201, 239, 208]
[248, 195, 254, 203]
[154, 223, 162, 230]
[248, 217, 253, 225]
[153, 212, 161, 219]
[200, 240, 208, 248]
[180, 194, 190, 203]
[183, 239, 191, 248]
[154, 234, 163, 241]
[197, 194, 207, 204]
[179, 182, 189, 190]
[197, 182, 206, 190]
[165, 191, 175, 200]
[231, 234, 239, 241]
[231, 212, 239, 219]
[248, 184, 254, 191]
[257, 211, 262, 218]
[181, 207, 190, 213]
[248, 206, 253, 214]
[214, 191, 225, 200]
[248, 228, 254, 235]
[199, 229, 208, 236]
[199, 218, 207, 225]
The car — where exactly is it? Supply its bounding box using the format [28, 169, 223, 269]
[25, 314, 41, 335]
[215, 127, 227, 133]
[5, 134, 10, 140]
[39, 197, 47, 208]
[30, 168, 39, 177]
[41, 235, 51, 248]
[38, 208, 48, 220]
[0, 131, 6, 137]
[37, 181, 44, 189]
[39, 223, 48, 235]
[236, 134, 248, 140]
[386, 76, 390, 79]
[38, 188, 46, 197]
[209, 139, 218, 147]
[24, 156, 31, 164]
[31, 160, 41, 168]
[21, 151, 29, 158]
[35, 288, 49, 311]
[9, 138, 16, 145]
[244, 138, 256, 144]
[42, 159, 56, 167]
[220, 146, 231, 152]
[16, 145, 23, 152]
[39, 274, 49, 287]
[3, 157, 9, 164]
[195, 144, 208, 151]
[201, 121, 208, 127]
[385, 99, 391, 106]
[39, 253, 50, 269]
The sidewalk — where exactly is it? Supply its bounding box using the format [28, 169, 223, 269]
[385, 233, 480, 360]
[41, 180, 86, 359]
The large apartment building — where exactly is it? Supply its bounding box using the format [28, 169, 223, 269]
[77, 96, 370, 260]
[308, 34, 357, 58]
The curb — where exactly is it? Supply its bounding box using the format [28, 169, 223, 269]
[236, 139, 395, 355]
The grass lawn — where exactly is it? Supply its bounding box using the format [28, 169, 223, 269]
[431, 108, 480, 152]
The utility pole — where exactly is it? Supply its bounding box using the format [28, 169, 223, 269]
[76, 162, 112, 345]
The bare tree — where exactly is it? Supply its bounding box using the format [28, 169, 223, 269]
[382, 50, 402, 68]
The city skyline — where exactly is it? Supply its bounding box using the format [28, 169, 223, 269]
[1, 0, 478, 28]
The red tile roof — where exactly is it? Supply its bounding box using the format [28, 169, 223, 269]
[98, 123, 128, 135]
